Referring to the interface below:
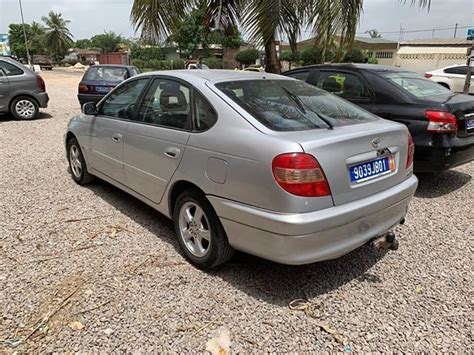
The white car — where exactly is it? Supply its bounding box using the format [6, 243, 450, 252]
[424, 64, 473, 94]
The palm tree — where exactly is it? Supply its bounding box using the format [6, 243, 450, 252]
[131, 0, 431, 73]
[365, 29, 382, 38]
[29, 21, 45, 55]
[42, 11, 73, 64]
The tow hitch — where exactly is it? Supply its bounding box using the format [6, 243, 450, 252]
[372, 231, 399, 251]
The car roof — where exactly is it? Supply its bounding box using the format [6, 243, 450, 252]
[133, 69, 286, 83]
[89, 64, 136, 69]
[284, 63, 406, 73]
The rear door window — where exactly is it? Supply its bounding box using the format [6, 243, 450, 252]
[443, 66, 468, 75]
[216, 79, 377, 131]
[84, 67, 128, 82]
[0, 61, 24, 76]
[286, 70, 310, 82]
[315, 71, 371, 100]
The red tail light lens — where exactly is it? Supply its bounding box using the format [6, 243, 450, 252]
[406, 133, 414, 169]
[78, 84, 89, 93]
[36, 75, 45, 92]
[272, 153, 331, 197]
[425, 110, 458, 133]
[424, 73, 433, 78]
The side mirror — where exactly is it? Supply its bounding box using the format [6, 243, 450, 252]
[82, 102, 98, 116]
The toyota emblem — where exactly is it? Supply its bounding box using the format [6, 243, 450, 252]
[372, 138, 381, 148]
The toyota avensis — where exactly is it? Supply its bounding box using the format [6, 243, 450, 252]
[65, 70, 418, 269]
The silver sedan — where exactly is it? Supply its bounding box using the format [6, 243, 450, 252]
[65, 70, 418, 269]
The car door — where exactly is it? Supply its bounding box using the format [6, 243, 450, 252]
[0, 66, 9, 112]
[123, 77, 192, 204]
[311, 69, 374, 111]
[443, 66, 469, 93]
[88, 78, 149, 183]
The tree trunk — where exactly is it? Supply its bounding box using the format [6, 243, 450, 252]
[264, 36, 280, 74]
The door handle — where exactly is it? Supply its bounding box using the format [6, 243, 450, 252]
[164, 147, 180, 159]
[112, 133, 122, 142]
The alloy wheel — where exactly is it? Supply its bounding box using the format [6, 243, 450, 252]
[15, 100, 36, 119]
[178, 202, 211, 257]
[69, 145, 82, 178]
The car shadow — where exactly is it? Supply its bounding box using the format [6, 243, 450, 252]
[85, 177, 388, 306]
[415, 170, 472, 199]
[0, 111, 52, 122]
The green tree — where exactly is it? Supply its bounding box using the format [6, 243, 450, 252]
[280, 50, 298, 69]
[90, 31, 124, 53]
[29, 21, 46, 55]
[300, 46, 322, 66]
[74, 39, 93, 49]
[342, 48, 365, 63]
[235, 48, 259, 65]
[42, 11, 74, 63]
[8, 23, 32, 60]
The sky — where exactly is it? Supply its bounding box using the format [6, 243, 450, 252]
[0, 0, 473, 42]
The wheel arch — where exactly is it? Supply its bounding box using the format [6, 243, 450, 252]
[9, 93, 40, 111]
[168, 180, 207, 218]
[436, 81, 450, 90]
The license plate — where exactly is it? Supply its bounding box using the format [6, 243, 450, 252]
[466, 118, 474, 132]
[350, 156, 395, 183]
[95, 86, 112, 93]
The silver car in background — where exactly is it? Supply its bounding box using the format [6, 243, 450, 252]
[0, 57, 49, 120]
[65, 70, 418, 269]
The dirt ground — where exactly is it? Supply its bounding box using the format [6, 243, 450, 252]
[0, 68, 473, 352]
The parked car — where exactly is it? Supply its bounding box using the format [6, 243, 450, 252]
[32, 55, 53, 71]
[243, 65, 264, 72]
[77, 64, 140, 106]
[283, 64, 474, 172]
[187, 63, 210, 70]
[65, 70, 418, 269]
[0, 56, 49, 120]
[424, 64, 473, 94]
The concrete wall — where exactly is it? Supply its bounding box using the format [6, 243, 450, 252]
[395, 46, 468, 74]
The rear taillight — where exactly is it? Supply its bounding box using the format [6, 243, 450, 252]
[78, 84, 89, 93]
[425, 110, 458, 133]
[36, 75, 45, 92]
[406, 133, 414, 169]
[424, 73, 433, 78]
[272, 153, 331, 197]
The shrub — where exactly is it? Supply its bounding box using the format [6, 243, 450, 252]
[132, 59, 185, 71]
[300, 46, 322, 66]
[368, 56, 379, 64]
[235, 48, 260, 65]
[202, 57, 223, 69]
[342, 48, 365, 63]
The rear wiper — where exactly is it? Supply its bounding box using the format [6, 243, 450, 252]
[281, 86, 333, 130]
[282, 87, 307, 114]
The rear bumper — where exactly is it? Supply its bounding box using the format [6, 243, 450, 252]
[78, 93, 104, 106]
[35, 92, 49, 108]
[209, 175, 418, 265]
[414, 143, 474, 172]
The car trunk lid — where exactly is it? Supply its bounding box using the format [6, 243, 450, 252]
[442, 94, 474, 137]
[280, 120, 411, 206]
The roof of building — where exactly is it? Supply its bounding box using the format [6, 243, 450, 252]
[400, 38, 472, 46]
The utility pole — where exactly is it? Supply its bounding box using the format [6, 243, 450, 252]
[463, 28, 474, 94]
[18, 0, 31, 67]
[454, 23, 458, 38]
[463, 40, 473, 94]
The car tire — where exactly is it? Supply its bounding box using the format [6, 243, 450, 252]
[173, 190, 234, 269]
[67, 137, 94, 185]
[10, 96, 39, 120]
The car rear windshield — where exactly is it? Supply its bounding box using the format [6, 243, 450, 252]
[215, 79, 377, 131]
[381, 71, 452, 98]
[84, 66, 128, 82]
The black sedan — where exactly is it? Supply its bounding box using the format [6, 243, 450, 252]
[283, 64, 474, 172]
[78, 64, 139, 106]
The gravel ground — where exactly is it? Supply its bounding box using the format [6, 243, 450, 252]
[0, 69, 473, 352]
